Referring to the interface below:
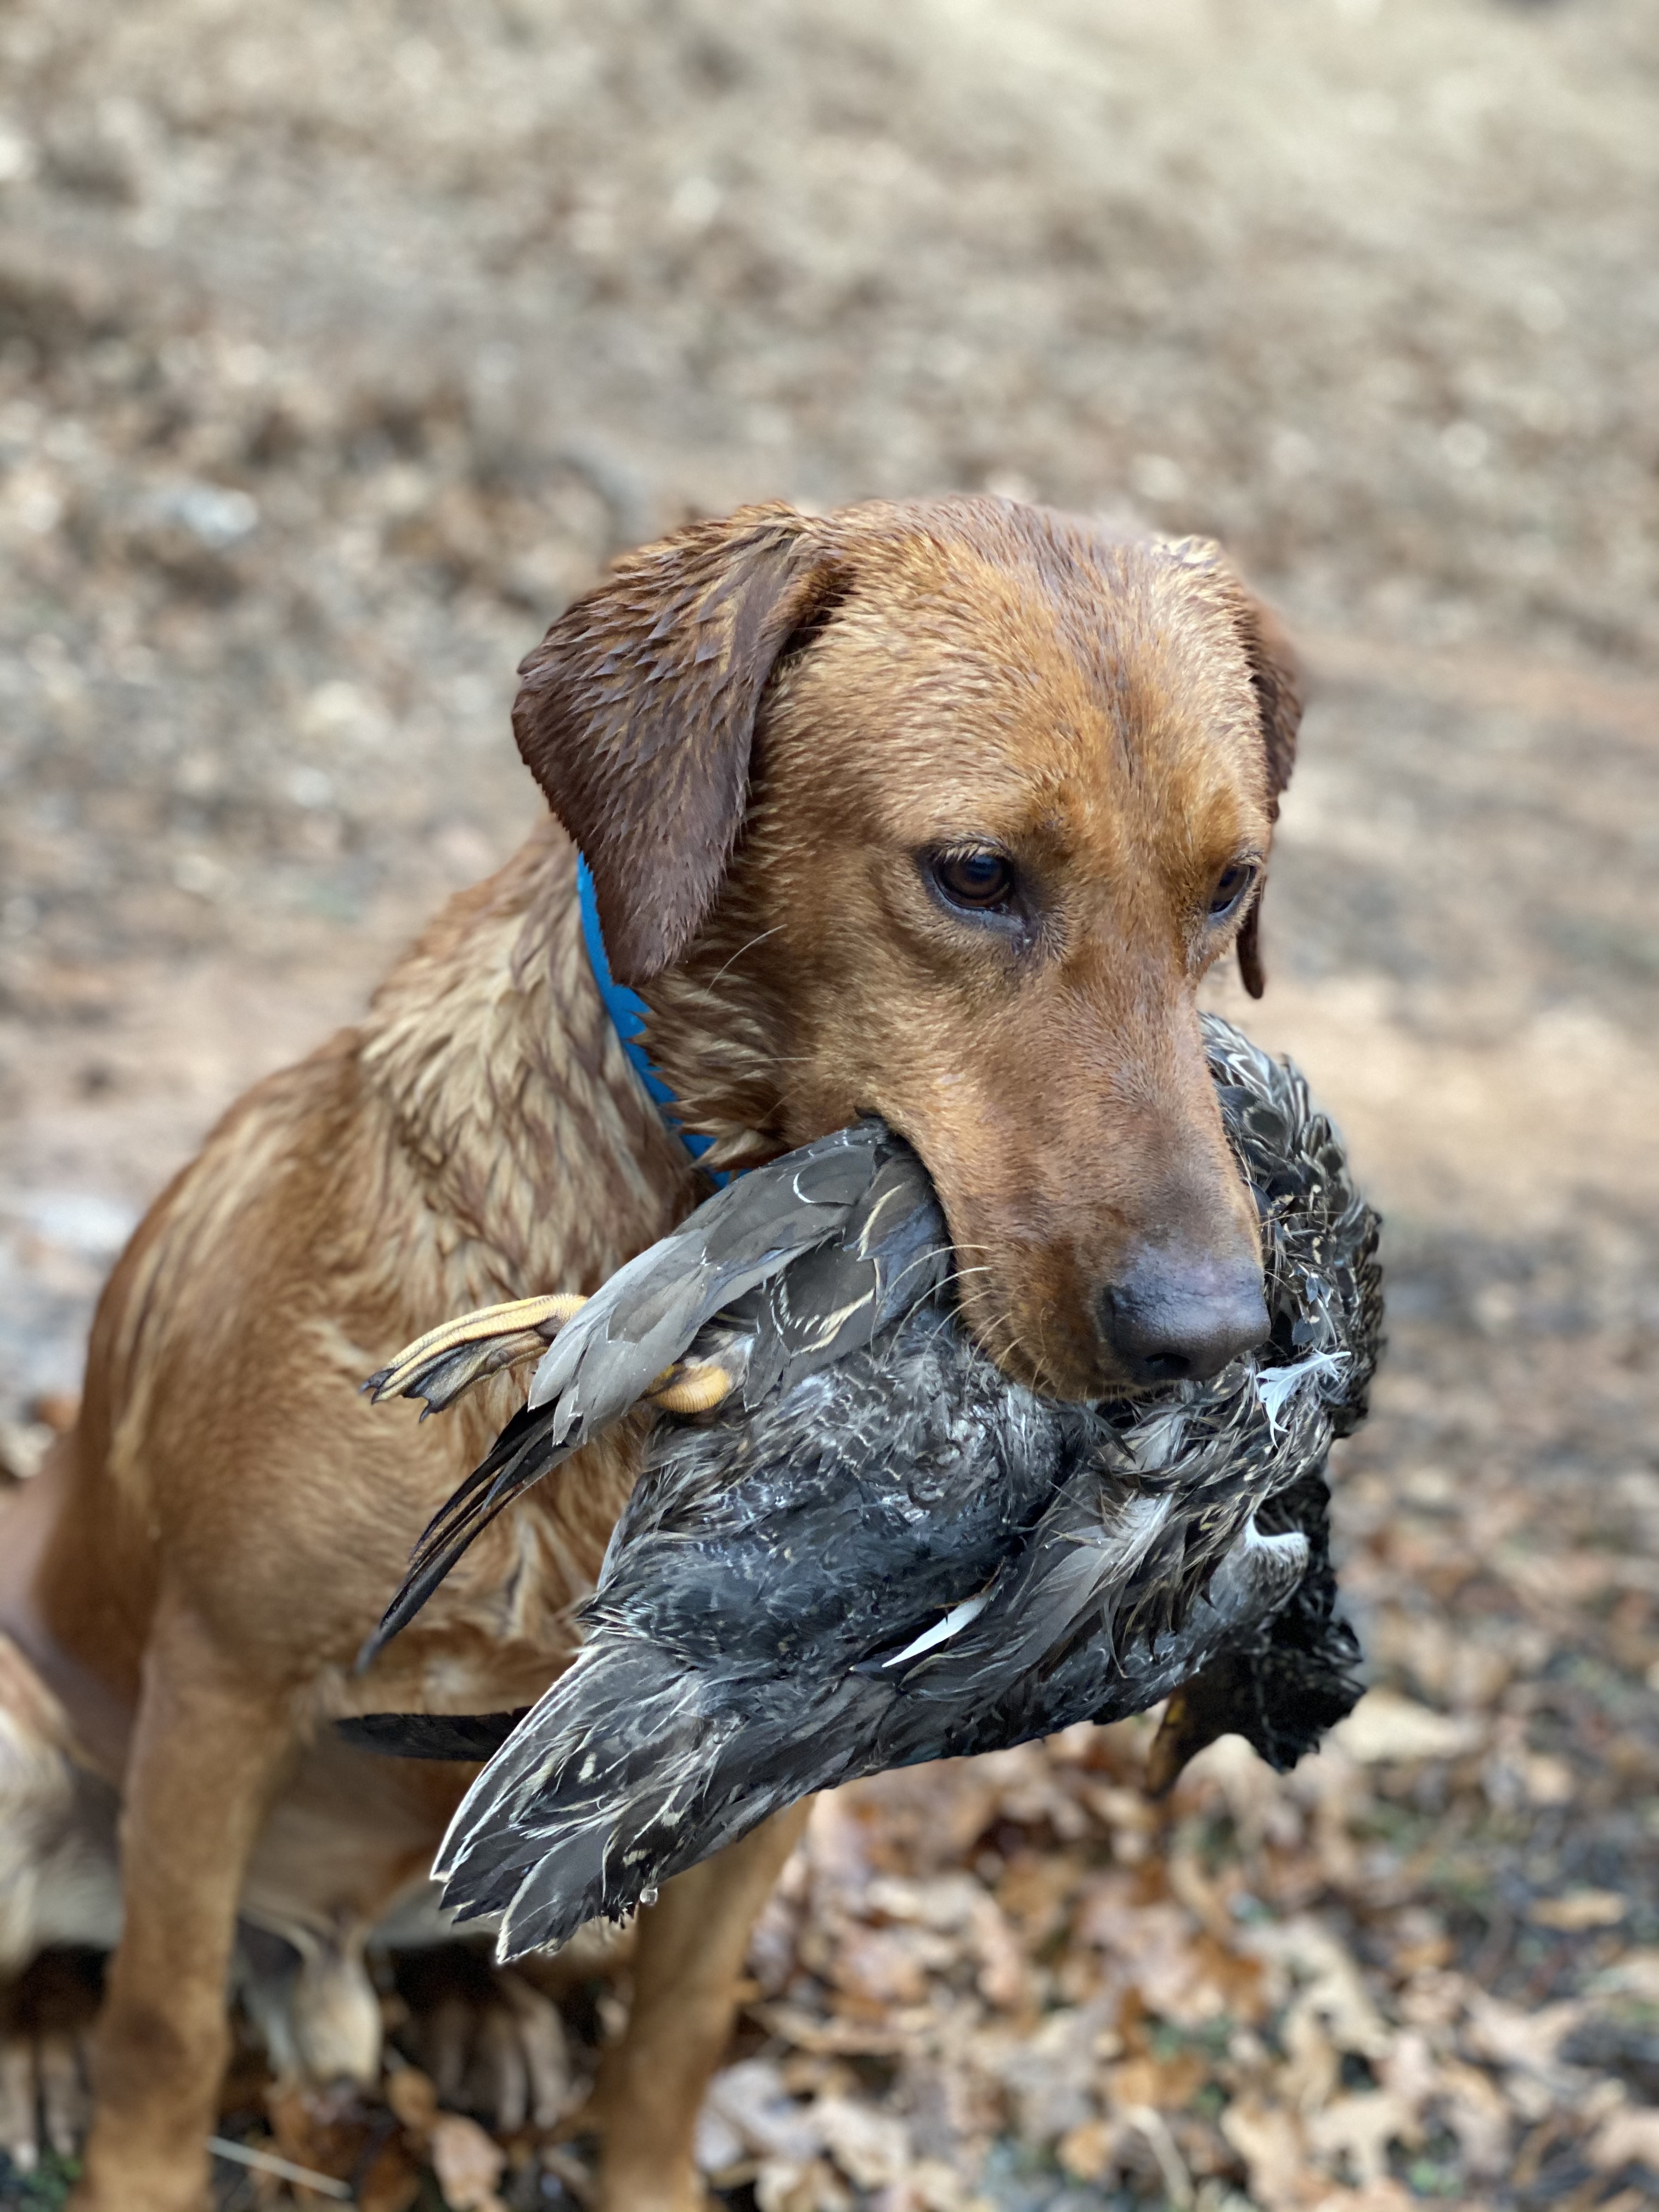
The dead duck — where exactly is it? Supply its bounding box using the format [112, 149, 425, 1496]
[345, 1017, 1379, 1959]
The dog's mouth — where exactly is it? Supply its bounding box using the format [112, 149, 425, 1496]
[944, 1240, 1268, 1405]
[896, 1143, 1266, 1405]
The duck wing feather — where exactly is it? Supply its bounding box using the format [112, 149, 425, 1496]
[361, 1122, 946, 1662]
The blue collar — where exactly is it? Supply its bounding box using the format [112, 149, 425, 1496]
[577, 855, 731, 1187]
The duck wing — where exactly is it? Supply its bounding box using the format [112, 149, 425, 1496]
[362, 1123, 947, 1662]
[335, 1709, 527, 1761]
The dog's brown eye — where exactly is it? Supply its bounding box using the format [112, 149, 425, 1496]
[932, 850, 1016, 912]
[1208, 862, 1254, 919]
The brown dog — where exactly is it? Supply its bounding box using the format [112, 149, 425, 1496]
[0, 495, 1299, 2211]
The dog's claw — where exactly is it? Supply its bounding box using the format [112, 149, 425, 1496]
[391, 1953, 577, 2134]
[0, 2034, 39, 2173]
[365, 1295, 589, 1414]
[0, 1959, 97, 2174]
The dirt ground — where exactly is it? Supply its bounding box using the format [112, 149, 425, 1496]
[2, 0, 1658, 2205]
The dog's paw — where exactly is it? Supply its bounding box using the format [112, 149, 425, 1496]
[0, 1949, 100, 2171]
[389, 1945, 577, 2135]
[236, 1921, 382, 2087]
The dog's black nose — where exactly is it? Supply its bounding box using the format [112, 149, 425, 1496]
[1100, 1249, 1269, 1384]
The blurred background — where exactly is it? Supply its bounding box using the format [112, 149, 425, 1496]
[2, 1, 1657, 2207]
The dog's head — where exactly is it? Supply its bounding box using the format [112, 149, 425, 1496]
[515, 497, 1301, 1402]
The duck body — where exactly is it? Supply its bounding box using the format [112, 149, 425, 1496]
[388, 1017, 1379, 1961]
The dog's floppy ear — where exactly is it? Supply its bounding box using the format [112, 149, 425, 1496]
[1235, 592, 1301, 823]
[1228, 587, 1301, 999]
[1167, 540, 1303, 1001]
[514, 503, 848, 984]
[1163, 541, 1304, 996]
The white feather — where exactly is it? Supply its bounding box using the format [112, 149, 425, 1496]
[882, 1591, 991, 1668]
[1255, 1350, 1348, 1439]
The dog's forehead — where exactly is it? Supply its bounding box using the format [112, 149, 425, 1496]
[793, 512, 1266, 823]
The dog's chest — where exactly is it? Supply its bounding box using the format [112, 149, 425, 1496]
[347, 1420, 645, 1718]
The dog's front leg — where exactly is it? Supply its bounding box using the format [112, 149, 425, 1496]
[592, 1799, 812, 2212]
[71, 1601, 295, 2212]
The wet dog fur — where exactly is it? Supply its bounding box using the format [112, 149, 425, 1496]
[0, 495, 1299, 2212]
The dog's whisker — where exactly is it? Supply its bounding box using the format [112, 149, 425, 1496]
[690, 926, 786, 1000]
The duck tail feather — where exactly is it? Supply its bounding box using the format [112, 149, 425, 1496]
[334, 1709, 528, 1760]
[437, 1640, 849, 1961]
[436, 1636, 714, 1884]
[438, 1658, 751, 1956]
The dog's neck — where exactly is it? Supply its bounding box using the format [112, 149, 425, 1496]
[634, 887, 798, 1175]
[360, 821, 705, 1296]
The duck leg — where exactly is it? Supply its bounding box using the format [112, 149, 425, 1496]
[364, 1294, 590, 1415]
[367, 1293, 738, 1424]
[648, 1362, 735, 1415]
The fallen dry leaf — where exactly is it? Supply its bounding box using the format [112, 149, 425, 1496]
[1305, 2088, 1420, 2186]
[1431, 2057, 1512, 2179]
[1307, 2182, 1417, 2212]
[356, 2135, 424, 2212]
[1221, 2093, 1314, 2210]
[1463, 1992, 1589, 2080]
[754, 2155, 854, 2212]
[812, 2096, 912, 2190]
[1527, 1888, 1629, 1932]
[700, 2057, 823, 2167]
[1593, 1949, 1659, 2002]
[1592, 2105, 1659, 2173]
[1056, 2115, 1118, 2184]
[428, 2112, 507, 2212]
[1330, 1691, 1485, 1766]
[263, 2082, 369, 2191]
[383, 2065, 438, 2137]
[1102, 2051, 1207, 2114]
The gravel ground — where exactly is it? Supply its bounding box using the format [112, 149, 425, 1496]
[2, 2, 1657, 2207]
